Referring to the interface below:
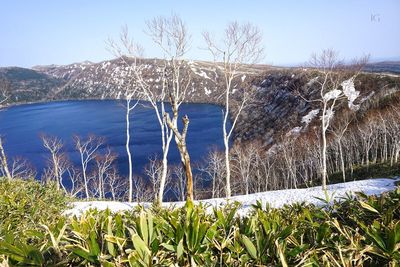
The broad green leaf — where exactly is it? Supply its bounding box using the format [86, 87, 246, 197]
[241, 235, 257, 260]
[131, 234, 151, 259]
[177, 239, 184, 259]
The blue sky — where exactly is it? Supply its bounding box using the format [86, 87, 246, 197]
[1, 0, 399, 67]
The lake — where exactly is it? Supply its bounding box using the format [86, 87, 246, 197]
[0, 100, 227, 180]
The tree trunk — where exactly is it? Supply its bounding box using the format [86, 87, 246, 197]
[126, 102, 133, 202]
[156, 124, 173, 205]
[338, 141, 346, 182]
[81, 156, 89, 200]
[224, 136, 231, 197]
[166, 113, 194, 202]
[183, 152, 193, 201]
[0, 138, 12, 180]
[52, 154, 60, 190]
[157, 154, 168, 204]
[321, 124, 328, 191]
[175, 139, 193, 201]
[177, 115, 193, 201]
[395, 143, 400, 163]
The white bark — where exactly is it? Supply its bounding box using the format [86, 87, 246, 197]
[0, 137, 12, 180]
[74, 135, 103, 200]
[108, 27, 174, 204]
[125, 99, 138, 202]
[203, 22, 263, 198]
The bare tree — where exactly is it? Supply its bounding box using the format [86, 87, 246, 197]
[0, 78, 10, 107]
[330, 112, 353, 182]
[0, 137, 35, 181]
[41, 135, 65, 190]
[93, 148, 117, 199]
[147, 15, 194, 201]
[109, 15, 193, 202]
[108, 26, 174, 204]
[40, 147, 82, 196]
[198, 148, 226, 198]
[0, 137, 12, 180]
[124, 97, 139, 202]
[105, 167, 127, 201]
[107, 31, 142, 203]
[66, 166, 83, 197]
[203, 22, 264, 197]
[144, 155, 163, 200]
[387, 106, 400, 165]
[10, 157, 36, 180]
[256, 148, 276, 192]
[171, 164, 186, 201]
[0, 80, 11, 180]
[231, 143, 257, 195]
[306, 49, 367, 190]
[132, 175, 153, 203]
[74, 135, 104, 199]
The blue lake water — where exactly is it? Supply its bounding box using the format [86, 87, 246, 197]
[0, 100, 226, 179]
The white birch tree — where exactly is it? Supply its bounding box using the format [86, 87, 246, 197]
[307, 49, 367, 190]
[146, 15, 194, 201]
[108, 26, 174, 204]
[107, 35, 142, 202]
[41, 135, 66, 190]
[203, 22, 264, 197]
[0, 79, 11, 180]
[74, 135, 104, 199]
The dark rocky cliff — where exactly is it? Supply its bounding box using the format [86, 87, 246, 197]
[235, 70, 400, 145]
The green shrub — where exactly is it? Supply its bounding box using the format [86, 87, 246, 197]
[0, 178, 69, 243]
[0, 179, 399, 266]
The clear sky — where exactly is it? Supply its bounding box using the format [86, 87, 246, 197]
[1, 0, 399, 68]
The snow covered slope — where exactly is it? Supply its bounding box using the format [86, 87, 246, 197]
[67, 178, 399, 216]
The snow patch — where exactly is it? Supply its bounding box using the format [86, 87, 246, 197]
[341, 77, 360, 110]
[322, 108, 335, 123]
[101, 61, 111, 70]
[66, 178, 399, 217]
[204, 87, 211, 96]
[306, 76, 318, 86]
[301, 109, 320, 125]
[286, 126, 302, 136]
[323, 89, 342, 101]
[188, 61, 212, 80]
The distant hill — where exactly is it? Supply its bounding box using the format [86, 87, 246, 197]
[1, 59, 399, 145]
[0, 67, 64, 103]
[364, 61, 400, 74]
[31, 57, 268, 103]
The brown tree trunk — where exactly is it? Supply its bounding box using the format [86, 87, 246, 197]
[166, 114, 194, 202]
[182, 152, 193, 201]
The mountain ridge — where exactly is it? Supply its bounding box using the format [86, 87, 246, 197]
[1, 58, 400, 145]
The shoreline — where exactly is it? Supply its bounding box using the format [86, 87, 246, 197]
[2, 97, 225, 110]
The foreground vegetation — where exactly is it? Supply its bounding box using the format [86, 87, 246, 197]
[0, 179, 68, 244]
[0, 178, 399, 266]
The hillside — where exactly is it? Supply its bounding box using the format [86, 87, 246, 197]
[364, 61, 400, 74]
[1, 59, 400, 146]
[236, 70, 400, 144]
[31, 57, 265, 103]
[0, 67, 64, 103]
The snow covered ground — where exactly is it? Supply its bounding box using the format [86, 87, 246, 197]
[66, 178, 399, 216]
